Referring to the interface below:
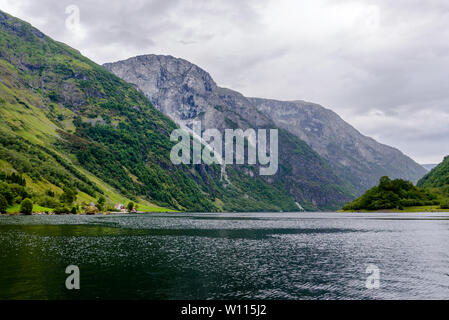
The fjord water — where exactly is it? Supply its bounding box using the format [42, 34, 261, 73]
[1, 212, 448, 300]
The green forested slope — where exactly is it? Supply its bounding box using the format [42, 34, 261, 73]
[0, 10, 214, 212]
[0, 10, 306, 212]
[418, 156, 449, 189]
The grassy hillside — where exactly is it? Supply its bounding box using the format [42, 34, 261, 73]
[0, 10, 304, 213]
[418, 156, 449, 189]
[0, 10, 218, 212]
[414, 156, 449, 208]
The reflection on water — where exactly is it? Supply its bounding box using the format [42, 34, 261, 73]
[1, 212, 449, 300]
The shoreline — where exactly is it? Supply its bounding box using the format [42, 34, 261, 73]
[0, 211, 150, 216]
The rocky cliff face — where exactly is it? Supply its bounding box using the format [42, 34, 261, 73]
[104, 55, 271, 130]
[250, 98, 427, 193]
[104, 54, 425, 204]
[105, 55, 355, 210]
[104, 55, 216, 121]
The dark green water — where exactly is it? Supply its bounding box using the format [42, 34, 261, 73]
[1, 212, 449, 300]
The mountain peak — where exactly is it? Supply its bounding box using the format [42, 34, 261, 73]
[104, 54, 217, 90]
[0, 10, 45, 39]
[104, 54, 218, 120]
[105, 54, 426, 195]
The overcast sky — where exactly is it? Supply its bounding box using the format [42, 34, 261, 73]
[1, 0, 448, 164]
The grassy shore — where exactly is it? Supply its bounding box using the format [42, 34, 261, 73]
[6, 204, 54, 214]
[4, 203, 178, 214]
[342, 205, 449, 213]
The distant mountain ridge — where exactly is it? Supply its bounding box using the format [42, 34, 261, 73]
[250, 98, 426, 193]
[421, 164, 438, 172]
[104, 54, 426, 196]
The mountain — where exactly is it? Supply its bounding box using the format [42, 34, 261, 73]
[0, 10, 303, 213]
[421, 164, 438, 172]
[342, 157, 449, 212]
[0, 10, 225, 212]
[103, 54, 426, 198]
[0, 10, 351, 212]
[418, 157, 449, 189]
[250, 98, 427, 194]
[105, 55, 355, 210]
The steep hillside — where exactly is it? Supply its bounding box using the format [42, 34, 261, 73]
[250, 98, 426, 194]
[1, 10, 349, 212]
[1, 10, 304, 213]
[0, 10, 225, 212]
[104, 54, 425, 203]
[105, 55, 355, 210]
[418, 157, 449, 188]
